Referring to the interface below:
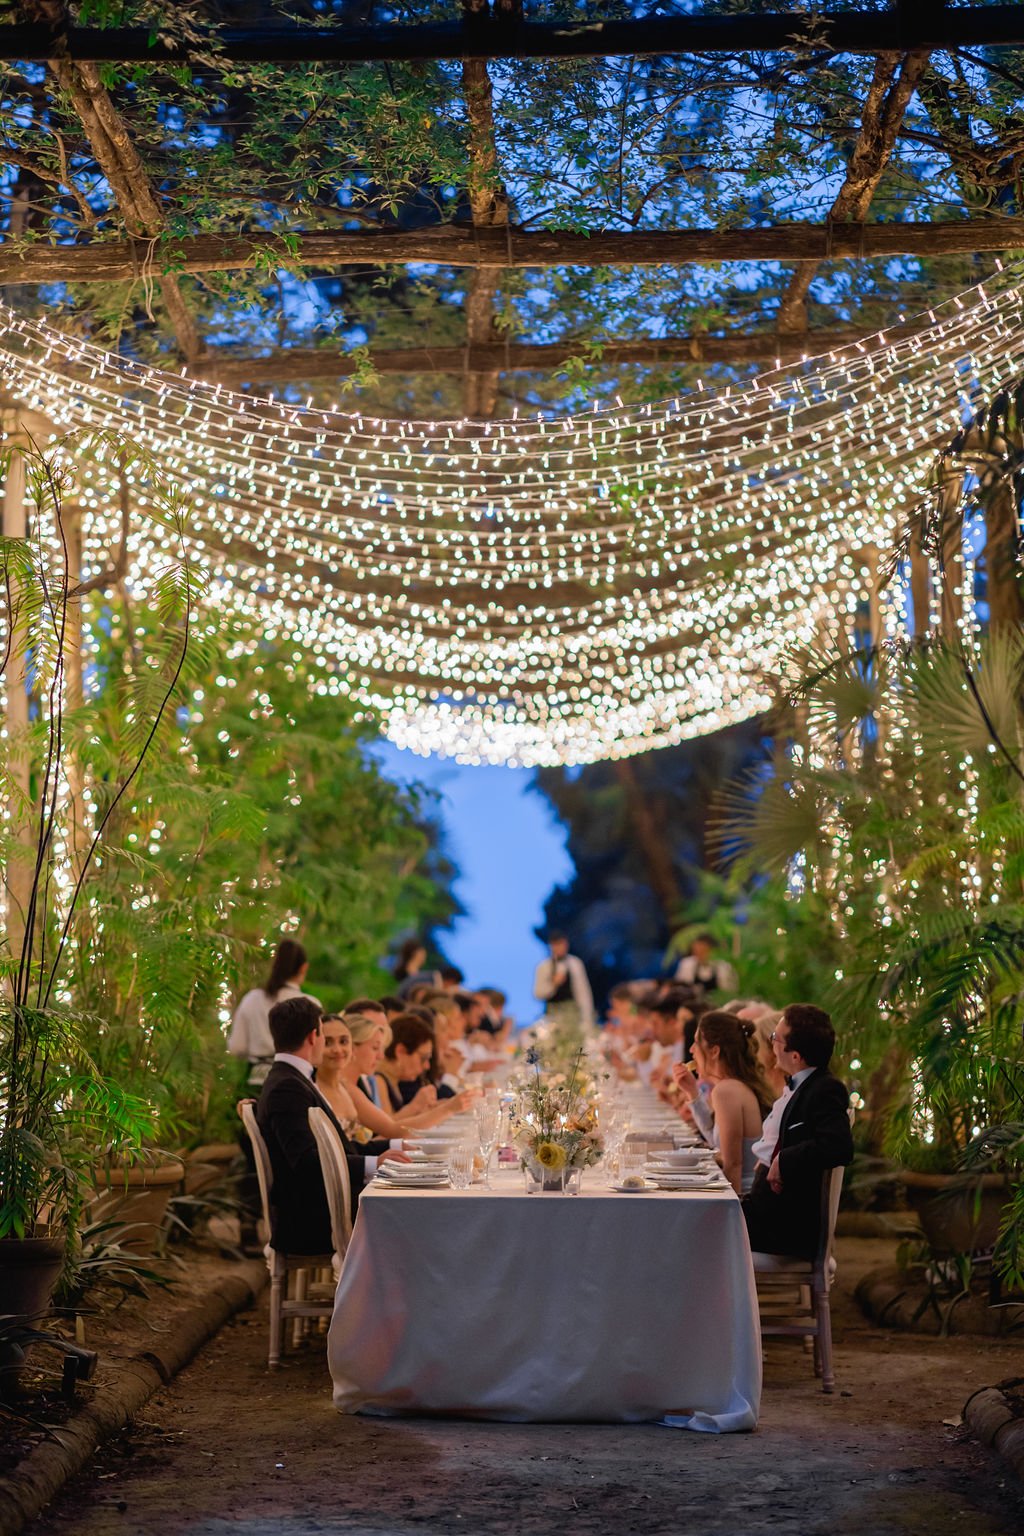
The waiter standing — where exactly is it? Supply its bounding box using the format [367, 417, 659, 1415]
[533, 932, 595, 1029]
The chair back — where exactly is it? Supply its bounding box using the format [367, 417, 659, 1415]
[308, 1107, 354, 1261]
[816, 1163, 846, 1269]
[238, 1099, 275, 1245]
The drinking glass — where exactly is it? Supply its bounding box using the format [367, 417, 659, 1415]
[449, 1145, 474, 1190]
[475, 1103, 501, 1188]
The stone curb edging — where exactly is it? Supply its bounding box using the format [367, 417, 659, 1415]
[963, 1383, 1024, 1483]
[0, 1257, 268, 1536]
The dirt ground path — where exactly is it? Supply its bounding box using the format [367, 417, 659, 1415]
[30, 1240, 1024, 1536]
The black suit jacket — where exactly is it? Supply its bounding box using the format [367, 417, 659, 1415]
[742, 1068, 853, 1259]
[256, 1062, 367, 1255]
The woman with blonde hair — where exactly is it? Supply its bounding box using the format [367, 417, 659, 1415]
[340, 1013, 469, 1133]
[672, 1011, 773, 1195]
[748, 1008, 787, 1102]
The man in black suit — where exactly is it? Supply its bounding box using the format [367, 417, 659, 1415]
[256, 995, 407, 1254]
[742, 1004, 854, 1259]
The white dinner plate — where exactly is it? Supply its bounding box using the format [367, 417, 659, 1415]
[649, 1177, 726, 1190]
[376, 1161, 448, 1173]
[377, 1174, 450, 1187]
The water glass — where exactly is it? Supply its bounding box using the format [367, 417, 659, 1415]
[449, 1145, 474, 1190]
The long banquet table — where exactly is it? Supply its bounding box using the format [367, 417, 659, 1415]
[327, 1168, 761, 1432]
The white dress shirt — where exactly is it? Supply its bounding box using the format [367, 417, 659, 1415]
[532, 954, 595, 1027]
[751, 1068, 814, 1167]
[228, 983, 322, 1061]
[273, 1053, 377, 1182]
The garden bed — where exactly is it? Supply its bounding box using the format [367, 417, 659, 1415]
[0, 1249, 257, 1483]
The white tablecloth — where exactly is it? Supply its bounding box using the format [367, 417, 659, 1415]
[327, 1170, 761, 1431]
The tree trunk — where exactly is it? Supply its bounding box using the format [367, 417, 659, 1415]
[612, 758, 680, 925]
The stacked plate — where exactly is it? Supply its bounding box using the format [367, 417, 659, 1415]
[376, 1162, 451, 1189]
[643, 1159, 727, 1191]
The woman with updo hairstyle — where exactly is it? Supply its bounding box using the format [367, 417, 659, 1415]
[373, 1011, 475, 1119]
[672, 1010, 773, 1195]
[340, 1012, 473, 1131]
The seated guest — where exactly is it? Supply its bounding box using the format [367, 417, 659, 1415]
[748, 1009, 787, 1102]
[255, 996, 407, 1252]
[438, 963, 465, 993]
[476, 987, 515, 1045]
[378, 995, 406, 1021]
[451, 992, 506, 1072]
[672, 1011, 772, 1195]
[316, 1015, 407, 1148]
[423, 990, 472, 1096]
[342, 1012, 458, 1128]
[345, 997, 388, 1029]
[740, 1004, 854, 1257]
[374, 1013, 478, 1117]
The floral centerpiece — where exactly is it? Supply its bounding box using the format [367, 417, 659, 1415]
[511, 1047, 605, 1189]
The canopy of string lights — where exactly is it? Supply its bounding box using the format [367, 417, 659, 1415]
[2, 266, 1021, 766]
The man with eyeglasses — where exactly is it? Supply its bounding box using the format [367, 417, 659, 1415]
[742, 1004, 853, 1259]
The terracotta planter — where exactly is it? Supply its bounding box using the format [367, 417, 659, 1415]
[90, 1160, 185, 1254]
[0, 1235, 65, 1321]
[184, 1143, 240, 1197]
[899, 1169, 1010, 1256]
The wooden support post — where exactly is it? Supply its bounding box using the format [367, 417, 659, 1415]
[865, 546, 887, 758]
[1, 412, 34, 978]
[983, 478, 1024, 632]
[62, 502, 93, 878]
[936, 460, 966, 640]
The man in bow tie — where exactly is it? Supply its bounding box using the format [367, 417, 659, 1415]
[256, 995, 408, 1254]
[742, 1004, 853, 1259]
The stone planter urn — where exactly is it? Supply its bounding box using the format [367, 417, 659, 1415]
[90, 1159, 185, 1254]
[899, 1169, 1010, 1256]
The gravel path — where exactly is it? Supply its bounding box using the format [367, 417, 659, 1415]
[30, 1240, 1024, 1536]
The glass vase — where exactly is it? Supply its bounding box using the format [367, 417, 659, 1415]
[523, 1161, 582, 1195]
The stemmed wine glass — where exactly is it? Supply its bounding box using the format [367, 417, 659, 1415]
[474, 1100, 501, 1188]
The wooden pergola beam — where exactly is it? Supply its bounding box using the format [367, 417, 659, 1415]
[2, 8, 1023, 64]
[192, 327, 931, 386]
[2, 217, 1023, 285]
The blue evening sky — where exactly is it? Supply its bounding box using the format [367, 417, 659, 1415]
[373, 743, 572, 1027]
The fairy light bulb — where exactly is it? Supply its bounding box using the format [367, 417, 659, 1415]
[0, 265, 1020, 765]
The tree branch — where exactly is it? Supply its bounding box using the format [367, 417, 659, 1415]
[776, 47, 931, 334]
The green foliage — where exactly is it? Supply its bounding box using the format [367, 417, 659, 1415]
[62, 603, 458, 1144]
[719, 632, 1024, 1183]
[0, 1000, 156, 1243]
[5, 8, 1024, 409]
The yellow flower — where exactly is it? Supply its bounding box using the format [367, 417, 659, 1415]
[536, 1140, 567, 1171]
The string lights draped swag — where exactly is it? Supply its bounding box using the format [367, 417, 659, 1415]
[1, 267, 1022, 766]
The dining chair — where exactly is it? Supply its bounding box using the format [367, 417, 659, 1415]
[236, 1099, 336, 1368]
[751, 1164, 845, 1392]
[307, 1106, 354, 1270]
